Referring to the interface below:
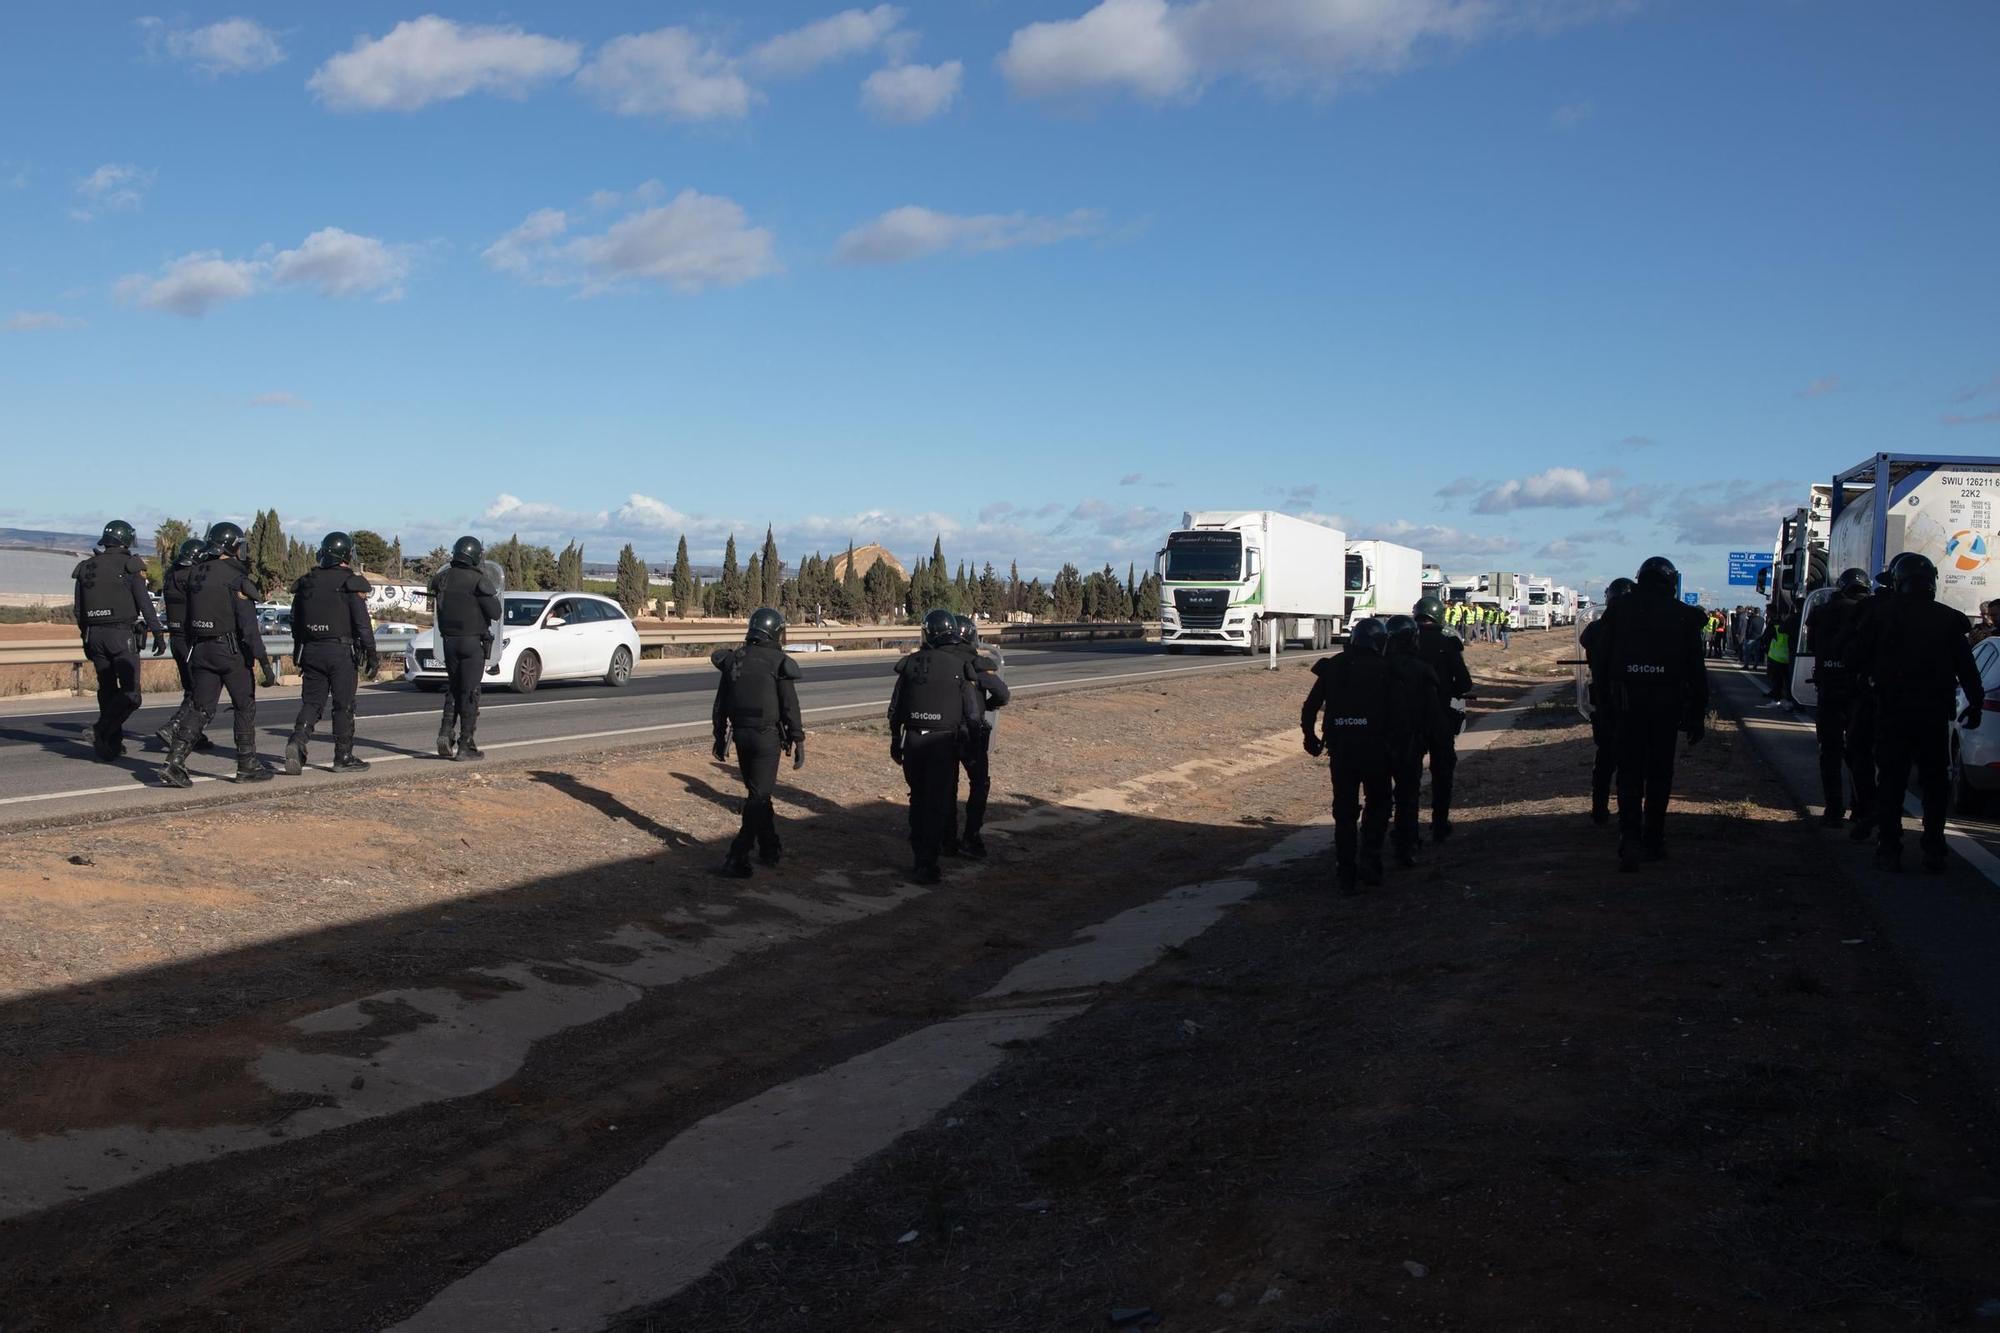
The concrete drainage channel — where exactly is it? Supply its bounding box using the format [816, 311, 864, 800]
[387, 682, 1563, 1333]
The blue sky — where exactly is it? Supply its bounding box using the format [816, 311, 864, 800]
[3, 1, 1998, 603]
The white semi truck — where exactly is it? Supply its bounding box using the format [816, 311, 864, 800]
[1158, 511, 1347, 656]
[1344, 540, 1424, 625]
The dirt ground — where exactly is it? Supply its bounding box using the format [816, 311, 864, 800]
[616, 653, 2000, 1331]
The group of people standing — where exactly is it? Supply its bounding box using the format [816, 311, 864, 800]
[1443, 601, 1512, 646]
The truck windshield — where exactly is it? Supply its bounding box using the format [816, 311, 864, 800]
[1529, 590, 1548, 604]
[1163, 532, 1242, 582]
[1345, 553, 1366, 591]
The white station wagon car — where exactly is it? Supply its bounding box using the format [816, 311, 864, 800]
[405, 592, 639, 694]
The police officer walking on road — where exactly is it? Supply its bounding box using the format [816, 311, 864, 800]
[160, 538, 278, 787]
[1837, 565, 1899, 842]
[283, 532, 378, 776]
[427, 536, 502, 761]
[1844, 554, 1982, 873]
[1805, 567, 1872, 828]
[946, 614, 1011, 859]
[711, 608, 806, 879]
[1597, 556, 1708, 871]
[70, 519, 167, 761]
[1579, 577, 1636, 825]
[1412, 595, 1474, 842]
[155, 537, 216, 755]
[1302, 617, 1393, 894]
[1384, 614, 1449, 867]
[888, 609, 981, 885]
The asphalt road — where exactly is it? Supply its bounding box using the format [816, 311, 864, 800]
[0, 642, 1311, 827]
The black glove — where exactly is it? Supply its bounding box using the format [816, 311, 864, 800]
[712, 732, 729, 762]
[259, 658, 279, 688]
[890, 733, 905, 765]
[1961, 703, 1983, 731]
[1302, 729, 1324, 758]
[791, 736, 806, 771]
[363, 649, 381, 680]
[149, 631, 166, 656]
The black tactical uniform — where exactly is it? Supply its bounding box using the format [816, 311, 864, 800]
[155, 539, 217, 753]
[285, 535, 378, 775]
[1596, 557, 1708, 869]
[1578, 578, 1636, 825]
[427, 539, 502, 760]
[161, 553, 277, 786]
[712, 609, 806, 877]
[1301, 618, 1393, 893]
[1845, 555, 1982, 872]
[946, 615, 1011, 858]
[1834, 568, 1897, 842]
[1805, 569, 1871, 827]
[1412, 597, 1473, 840]
[889, 611, 981, 884]
[1384, 616, 1448, 865]
[71, 524, 167, 760]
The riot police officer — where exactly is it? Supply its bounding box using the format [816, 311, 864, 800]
[1302, 617, 1393, 894]
[1596, 556, 1708, 870]
[1805, 568, 1872, 828]
[1383, 614, 1448, 866]
[1411, 595, 1474, 841]
[711, 608, 806, 878]
[946, 613, 1011, 858]
[888, 609, 981, 885]
[1837, 565, 1899, 842]
[1578, 577, 1636, 825]
[427, 536, 502, 760]
[70, 519, 167, 761]
[160, 540, 278, 787]
[1844, 554, 1982, 873]
[154, 538, 216, 754]
[283, 532, 378, 776]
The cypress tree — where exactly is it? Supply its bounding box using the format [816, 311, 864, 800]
[669, 535, 695, 617]
[745, 552, 764, 610]
[721, 535, 744, 616]
[761, 525, 782, 607]
[613, 543, 649, 616]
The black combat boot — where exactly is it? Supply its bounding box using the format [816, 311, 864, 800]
[160, 730, 195, 789]
[1431, 815, 1453, 843]
[1359, 849, 1385, 887]
[283, 726, 311, 776]
[757, 841, 782, 867]
[1589, 804, 1611, 826]
[1922, 843, 1950, 874]
[456, 725, 483, 761]
[912, 862, 943, 886]
[962, 832, 987, 860]
[236, 752, 272, 783]
[1617, 839, 1641, 873]
[1873, 843, 1902, 873]
[332, 744, 369, 773]
[1335, 865, 1360, 896]
[436, 717, 456, 760]
[720, 850, 754, 879]
[91, 719, 122, 761]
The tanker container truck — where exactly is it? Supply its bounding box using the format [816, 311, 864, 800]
[1158, 511, 1346, 656]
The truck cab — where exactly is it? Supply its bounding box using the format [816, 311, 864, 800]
[1157, 511, 1346, 655]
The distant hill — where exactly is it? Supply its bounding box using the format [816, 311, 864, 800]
[829, 543, 907, 582]
[0, 527, 155, 555]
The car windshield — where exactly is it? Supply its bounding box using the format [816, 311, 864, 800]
[1164, 532, 1242, 582]
[504, 598, 549, 626]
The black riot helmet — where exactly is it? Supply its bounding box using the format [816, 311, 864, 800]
[99, 519, 136, 550]
[746, 607, 786, 645]
[1413, 595, 1446, 626]
[1893, 552, 1938, 600]
[450, 535, 484, 569]
[317, 531, 354, 569]
[1604, 577, 1637, 603]
[1635, 555, 1680, 598]
[922, 608, 958, 648]
[1384, 613, 1418, 653]
[1349, 617, 1388, 656]
[954, 614, 978, 645]
[172, 538, 204, 569]
[203, 520, 244, 556]
[1836, 567, 1870, 599]
[1874, 567, 1894, 591]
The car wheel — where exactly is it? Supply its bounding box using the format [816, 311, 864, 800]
[512, 649, 542, 694]
[414, 679, 442, 693]
[605, 645, 633, 688]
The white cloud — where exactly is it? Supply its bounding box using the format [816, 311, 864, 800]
[576, 29, 755, 121]
[1000, 0, 1577, 103]
[1367, 518, 1520, 558]
[1659, 481, 1796, 546]
[249, 391, 308, 409]
[270, 227, 410, 300]
[138, 16, 285, 75]
[1470, 467, 1617, 514]
[116, 252, 261, 317]
[836, 205, 1106, 265]
[6, 311, 85, 332]
[861, 60, 963, 122]
[485, 190, 778, 294]
[309, 16, 580, 112]
[72, 163, 154, 221]
[751, 6, 905, 77]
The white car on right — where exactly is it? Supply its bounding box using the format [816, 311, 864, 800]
[1950, 635, 2000, 813]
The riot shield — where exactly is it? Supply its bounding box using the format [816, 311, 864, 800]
[1575, 615, 1594, 722]
[482, 560, 507, 678]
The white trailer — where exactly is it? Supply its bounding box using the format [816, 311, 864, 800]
[1158, 511, 1346, 659]
[1344, 540, 1424, 624]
